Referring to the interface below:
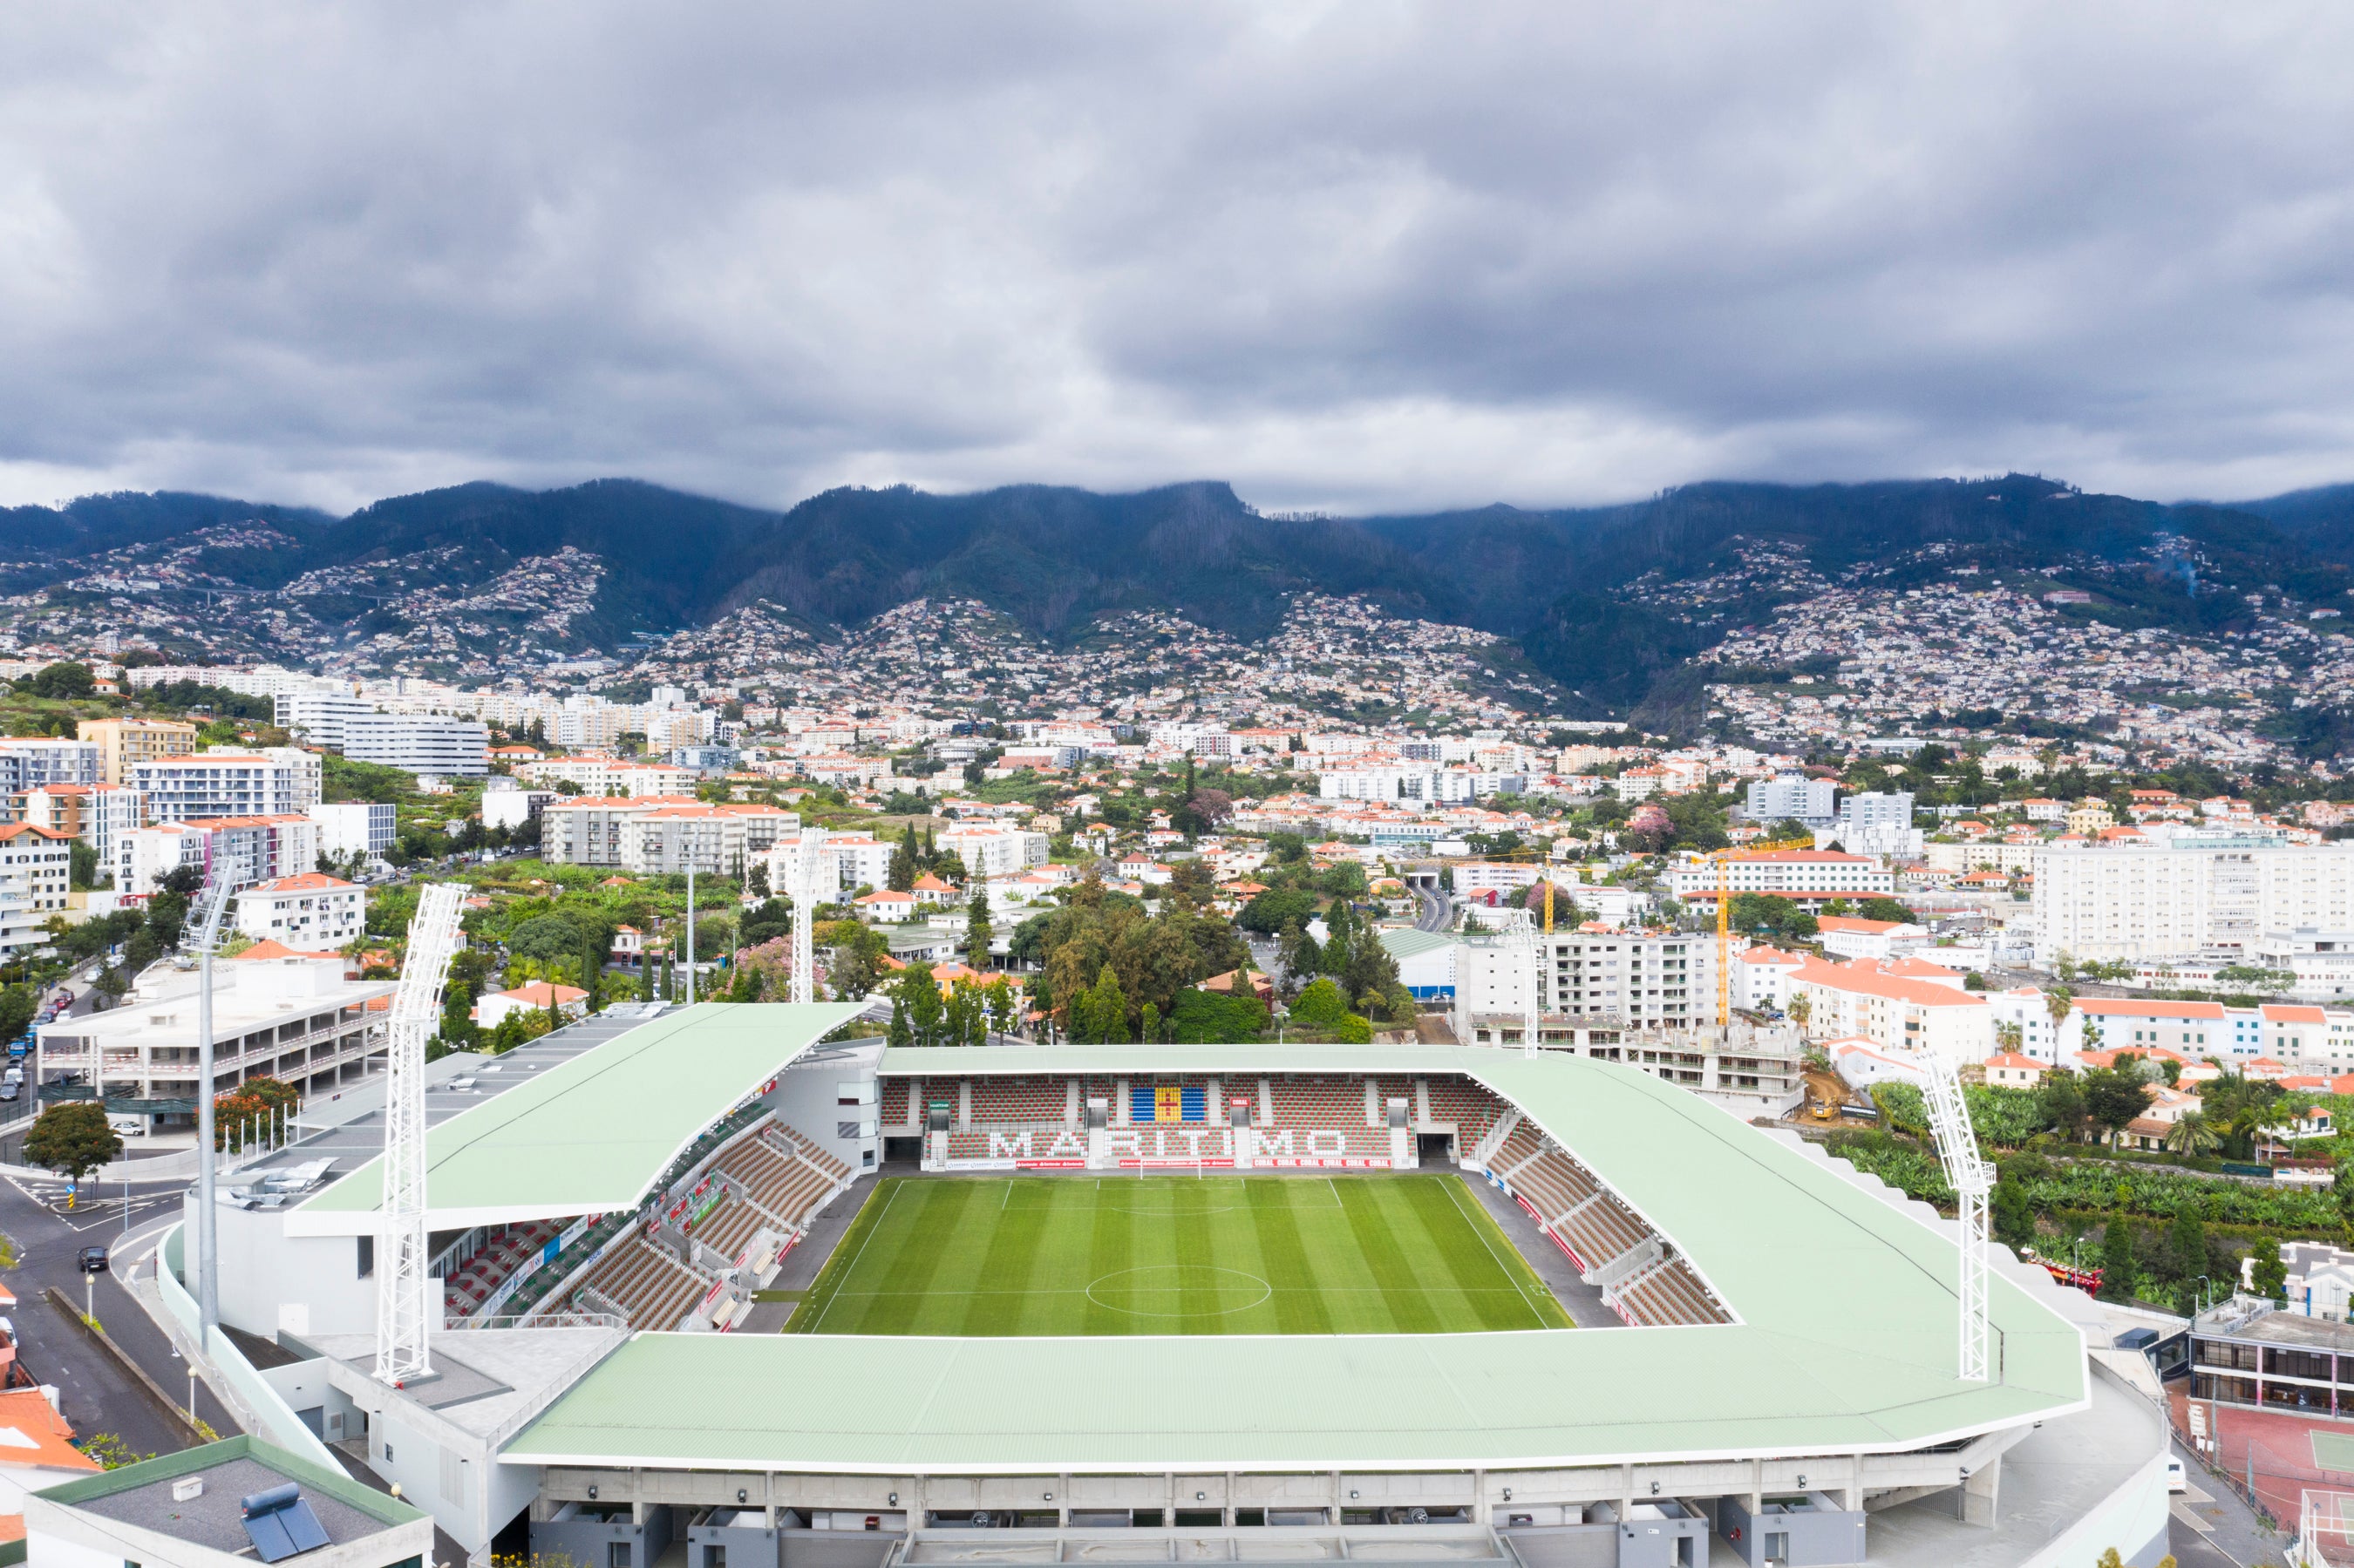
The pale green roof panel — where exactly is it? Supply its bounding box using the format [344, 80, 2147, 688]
[290, 1001, 863, 1232]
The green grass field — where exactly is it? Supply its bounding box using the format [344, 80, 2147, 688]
[786, 1174, 1573, 1335]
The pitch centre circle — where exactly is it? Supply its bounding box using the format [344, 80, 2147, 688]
[1085, 1265, 1272, 1318]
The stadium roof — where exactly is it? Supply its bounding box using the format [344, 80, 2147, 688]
[507, 1043, 2088, 1473]
[288, 1001, 863, 1233]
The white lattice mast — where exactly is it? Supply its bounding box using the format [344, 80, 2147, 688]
[789, 825, 827, 1005]
[1922, 1054, 1992, 1382]
[376, 882, 466, 1386]
[1508, 924, 1543, 1057]
[192, 872, 236, 1335]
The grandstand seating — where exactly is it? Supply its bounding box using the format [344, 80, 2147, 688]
[768, 1123, 851, 1182]
[968, 1077, 1069, 1124]
[1617, 1259, 1725, 1327]
[1484, 1119, 1731, 1328]
[573, 1233, 710, 1330]
[879, 1078, 911, 1125]
[1425, 1076, 1507, 1139]
[439, 1218, 562, 1320]
[1270, 1076, 1373, 1130]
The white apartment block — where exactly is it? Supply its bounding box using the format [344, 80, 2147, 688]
[936, 825, 1051, 880]
[1731, 944, 1805, 1011]
[1785, 955, 1993, 1067]
[1453, 929, 1711, 1040]
[130, 748, 322, 822]
[0, 824, 72, 958]
[343, 714, 490, 777]
[520, 755, 697, 798]
[235, 872, 366, 949]
[36, 948, 392, 1107]
[21, 782, 141, 867]
[2249, 930, 2354, 1001]
[117, 814, 319, 897]
[766, 832, 895, 899]
[0, 736, 100, 794]
[1665, 850, 1894, 903]
[1985, 987, 2065, 1065]
[273, 691, 378, 750]
[309, 801, 397, 859]
[542, 798, 797, 873]
[2033, 838, 2354, 961]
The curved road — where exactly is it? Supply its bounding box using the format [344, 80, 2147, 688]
[1411, 867, 1452, 933]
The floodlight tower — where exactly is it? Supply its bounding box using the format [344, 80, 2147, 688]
[1922, 1054, 1992, 1381]
[789, 825, 828, 1005]
[192, 872, 235, 1334]
[1508, 924, 1544, 1058]
[376, 882, 466, 1386]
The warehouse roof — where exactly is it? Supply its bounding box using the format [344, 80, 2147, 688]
[507, 1044, 2087, 1472]
[289, 1001, 863, 1232]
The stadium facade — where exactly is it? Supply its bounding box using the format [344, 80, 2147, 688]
[159, 1005, 2176, 1568]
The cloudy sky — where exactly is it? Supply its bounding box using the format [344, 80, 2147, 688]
[3, 1, 2350, 517]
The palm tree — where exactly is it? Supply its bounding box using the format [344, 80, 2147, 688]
[2161, 1110, 2220, 1158]
[1995, 1021, 2023, 1055]
[1787, 993, 1812, 1033]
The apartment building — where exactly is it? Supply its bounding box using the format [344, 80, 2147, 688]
[1745, 773, 1837, 826]
[2059, 998, 2224, 1061]
[343, 714, 490, 777]
[116, 814, 319, 896]
[2248, 930, 2354, 1001]
[541, 797, 797, 873]
[1785, 954, 1993, 1066]
[1731, 944, 1806, 1011]
[0, 823, 72, 957]
[21, 783, 141, 866]
[764, 830, 895, 899]
[518, 754, 696, 797]
[0, 736, 100, 797]
[235, 871, 366, 949]
[309, 801, 397, 859]
[272, 691, 377, 750]
[36, 947, 391, 1115]
[935, 824, 1051, 880]
[1453, 928, 1711, 1040]
[130, 748, 322, 822]
[77, 716, 196, 784]
[1665, 849, 1894, 906]
[2034, 838, 2354, 961]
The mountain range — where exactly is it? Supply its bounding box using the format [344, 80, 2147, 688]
[3, 472, 2351, 726]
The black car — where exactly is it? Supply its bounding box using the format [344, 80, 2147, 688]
[77, 1246, 107, 1274]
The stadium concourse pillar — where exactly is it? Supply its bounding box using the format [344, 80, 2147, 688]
[1961, 1454, 2000, 1526]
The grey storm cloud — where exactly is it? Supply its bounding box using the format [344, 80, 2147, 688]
[1, 0, 2351, 515]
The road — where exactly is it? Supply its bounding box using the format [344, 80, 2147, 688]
[2171, 1435, 2295, 1568]
[0, 1164, 238, 1463]
[1412, 871, 1452, 933]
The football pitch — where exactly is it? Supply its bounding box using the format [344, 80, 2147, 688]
[786, 1174, 1574, 1336]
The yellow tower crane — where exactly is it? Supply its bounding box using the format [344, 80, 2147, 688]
[1711, 837, 1819, 1026]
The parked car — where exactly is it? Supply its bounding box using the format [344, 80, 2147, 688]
[2166, 1457, 2186, 1494]
[106, 1115, 146, 1138]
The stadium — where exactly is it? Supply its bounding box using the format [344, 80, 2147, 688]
[164, 1002, 2174, 1568]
